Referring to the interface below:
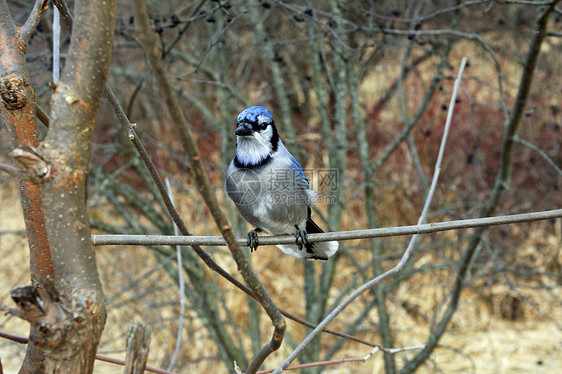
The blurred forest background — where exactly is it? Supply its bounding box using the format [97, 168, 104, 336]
[1, 0, 561, 373]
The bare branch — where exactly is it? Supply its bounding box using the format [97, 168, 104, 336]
[165, 180, 185, 372]
[92, 208, 562, 247]
[34, 103, 50, 127]
[271, 58, 466, 373]
[370, 28, 455, 174]
[253, 344, 426, 373]
[368, 0, 490, 23]
[0, 330, 29, 344]
[161, 0, 207, 58]
[133, 1, 285, 372]
[404, 58, 469, 248]
[102, 53, 373, 358]
[402, 4, 559, 372]
[40, 0, 116, 290]
[514, 136, 562, 176]
[498, 0, 557, 4]
[0, 162, 33, 180]
[19, 0, 50, 45]
[52, 0, 72, 33]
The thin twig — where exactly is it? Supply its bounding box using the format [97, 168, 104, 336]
[370, 25, 455, 174]
[125, 0, 208, 117]
[398, 57, 469, 268]
[161, 0, 207, 58]
[254, 344, 426, 373]
[375, 27, 509, 121]
[92, 208, 562, 247]
[165, 179, 185, 372]
[272, 58, 467, 373]
[368, 0, 490, 23]
[34, 104, 50, 127]
[498, 0, 556, 4]
[0, 162, 32, 180]
[514, 136, 562, 176]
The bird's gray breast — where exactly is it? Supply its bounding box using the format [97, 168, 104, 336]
[226, 158, 312, 234]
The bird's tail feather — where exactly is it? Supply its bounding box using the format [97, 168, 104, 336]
[276, 217, 339, 260]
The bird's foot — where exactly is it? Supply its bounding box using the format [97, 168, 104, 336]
[295, 225, 308, 251]
[247, 228, 262, 252]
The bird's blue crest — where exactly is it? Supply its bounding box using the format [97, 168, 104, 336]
[237, 106, 273, 124]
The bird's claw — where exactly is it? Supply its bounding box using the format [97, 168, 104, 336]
[295, 227, 308, 251]
[247, 229, 261, 252]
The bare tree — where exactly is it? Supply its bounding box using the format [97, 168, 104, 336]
[0, 1, 560, 373]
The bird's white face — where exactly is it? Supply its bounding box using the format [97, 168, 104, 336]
[237, 118, 274, 144]
[234, 113, 279, 167]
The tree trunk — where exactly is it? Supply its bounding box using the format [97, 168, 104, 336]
[0, 0, 117, 372]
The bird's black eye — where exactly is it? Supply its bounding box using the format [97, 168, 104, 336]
[256, 115, 273, 130]
[249, 121, 267, 132]
[258, 121, 270, 130]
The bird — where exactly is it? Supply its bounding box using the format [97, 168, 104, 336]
[225, 106, 339, 260]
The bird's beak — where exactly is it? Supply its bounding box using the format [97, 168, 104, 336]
[234, 122, 253, 136]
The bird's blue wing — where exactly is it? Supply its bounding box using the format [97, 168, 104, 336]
[291, 157, 310, 187]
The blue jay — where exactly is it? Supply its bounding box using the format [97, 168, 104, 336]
[225, 106, 339, 260]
